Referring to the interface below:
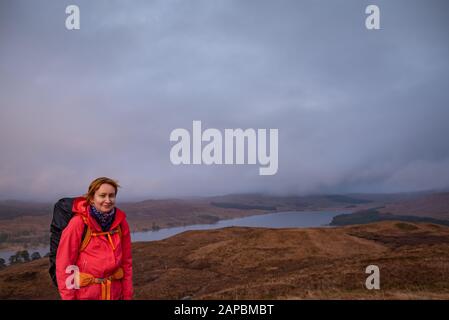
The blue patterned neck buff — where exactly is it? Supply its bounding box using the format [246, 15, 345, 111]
[89, 205, 116, 231]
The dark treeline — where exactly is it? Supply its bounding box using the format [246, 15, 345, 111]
[0, 250, 47, 269]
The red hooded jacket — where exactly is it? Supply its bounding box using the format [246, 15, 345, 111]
[56, 197, 133, 300]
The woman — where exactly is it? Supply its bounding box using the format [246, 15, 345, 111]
[56, 177, 133, 300]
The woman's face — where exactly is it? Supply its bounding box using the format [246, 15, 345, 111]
[91, 183, 116, 213]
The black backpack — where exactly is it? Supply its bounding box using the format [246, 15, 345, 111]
[49, 197, 77, 287]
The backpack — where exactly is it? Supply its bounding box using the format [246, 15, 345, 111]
[48, 197, 122, 287]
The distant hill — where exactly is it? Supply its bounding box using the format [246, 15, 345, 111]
[378, 192, 449, 220]
[0, 200, 52, 220]
[324, 195, 373, 204]
[1, 191, 446, 251]
[210, 202, 277, 211]
[1, 221, 449, 299]
[330, 209, 449, 227]
[330, 192, 449, 227]
[0, 191, 431, 220]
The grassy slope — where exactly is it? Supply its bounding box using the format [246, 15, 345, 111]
[1, 221, 448, 300]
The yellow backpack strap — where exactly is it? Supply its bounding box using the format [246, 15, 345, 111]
[105, 225, 121, 250]
[78, 217, 122, 252]
[117, 224, 122, 239]
[108, 225, 122, 251]
[79, 216, 92, 252]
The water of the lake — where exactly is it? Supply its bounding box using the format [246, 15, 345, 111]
[0, 210, 343, 264]
[132, 210, 342, 242]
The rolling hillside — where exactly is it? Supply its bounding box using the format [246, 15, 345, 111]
[1, 221, 448, 299]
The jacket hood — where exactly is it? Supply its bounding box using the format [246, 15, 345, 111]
[72, 196, 126, 231]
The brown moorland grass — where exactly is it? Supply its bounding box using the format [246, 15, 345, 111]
[0, 221, 448, 300]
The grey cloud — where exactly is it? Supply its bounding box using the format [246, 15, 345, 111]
[1, 0, 449, 200]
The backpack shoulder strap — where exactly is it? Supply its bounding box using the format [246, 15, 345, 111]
[79, 218, 122, 252]
[117, 224, 122, 238]
[79, 216, 92, 252]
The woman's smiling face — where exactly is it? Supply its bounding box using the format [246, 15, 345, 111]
[91, 183, 116, 213]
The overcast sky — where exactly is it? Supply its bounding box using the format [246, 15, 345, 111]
[1, 0, 449, 201]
